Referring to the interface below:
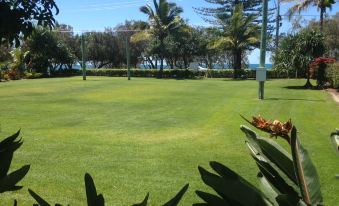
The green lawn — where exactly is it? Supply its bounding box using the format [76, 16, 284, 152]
[0, 77, 338, 205]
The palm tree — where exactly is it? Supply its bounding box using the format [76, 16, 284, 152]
[209, 4, 260, 78]
[283, 0, 335, 31]
[140, 0, 183, 78]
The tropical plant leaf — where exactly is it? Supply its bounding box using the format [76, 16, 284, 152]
[290, 127, 323, 205]
[276, 194, 308, 206]
[85, 173, 105, 206]
[0, 165, 30, 193]
[28, 189, 51, 206]
[196, 162, 272, 206]
[163, 184, 189, 206]
[0, 130, 21, 148]
[195, 191, 231, 205]
[241, 125, 298, 186]
[249, 151, 299, 202]
[133, 193, 149, 206]
[0, 130, 22, 179]
[257, 172, 279, 205]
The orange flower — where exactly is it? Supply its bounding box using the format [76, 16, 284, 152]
[246, 115, 293, 143]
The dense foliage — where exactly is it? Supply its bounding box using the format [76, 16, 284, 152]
[283, 0, 335, 31]
[308, 12, 339, 59]
[209, 5, 260, 78]
[0, 0, 59, 46]
[139, 0, 184, 78]
[273, 29, 326, 87]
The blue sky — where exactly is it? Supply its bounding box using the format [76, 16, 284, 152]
[55, 0, 338, 63]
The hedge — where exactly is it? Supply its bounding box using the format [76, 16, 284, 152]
[85, 68, 289, 79]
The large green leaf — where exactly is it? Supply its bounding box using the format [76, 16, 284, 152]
[276, 194, 307, 206]
[0, 165, 30, 193]
[163, 184, 189, 206]
[0, 130, 21, 149]
[196, 161, 272, 206]
[28, 189, 51, 206]
[194, 191, 231, 205]
[0, 130, 22, 178]
[132, 184, 188, 206]
[241, 126, 298, 186]
[85, 173, 104, 206]
[290, 127, 323, 205]
[251, 154, 299, 203]
[257, 172, 279, 206]
[133, 193, 149, 206]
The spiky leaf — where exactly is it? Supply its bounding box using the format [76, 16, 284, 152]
[85, 173, 104, 206]
[290, 127, 323, 205]
[28, 189, 51, 206]
[241, 126, 298, 186]
[133, 193, 149, 206]
[196, 162, 272, 206]
[163, 184, 189, 206]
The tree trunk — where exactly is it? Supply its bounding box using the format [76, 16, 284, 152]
[233, 50, 242, 79]
[304, 68, 313, 89]
[320, 6, 325, 32]
[158, 39, 164, 78]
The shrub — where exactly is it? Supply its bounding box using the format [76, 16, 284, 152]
[326, 62, 339, 89]
[24, 72, 43, 79]
[50, 69, 80, 77]
[86, 68, 285, 79]
[7, 70, 21, 80]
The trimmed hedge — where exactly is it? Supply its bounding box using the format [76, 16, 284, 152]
[86, 68, 289, 79]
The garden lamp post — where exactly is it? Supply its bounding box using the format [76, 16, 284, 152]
[257, 0, 269, 100]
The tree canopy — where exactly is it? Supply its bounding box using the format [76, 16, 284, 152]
[0, 0, 59, 46]
[140, 0, 183, 77]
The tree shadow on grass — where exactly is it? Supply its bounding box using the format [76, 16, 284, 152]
[283, 84, 322, 90]
[265, 97, 325, 102]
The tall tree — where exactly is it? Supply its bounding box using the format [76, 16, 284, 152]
[85, 31, 117, 68]
[114, 21, 150, 68]
[164, 23, 201, 69]
[194, 0, 263, 23]
[283, 0, 336, 31]
[308, 12, 339, 59]
[273, 29, 325, 87]
[0, 0, 59, 46]
[25, 27, 74, 75]
[54, 23, 80, 69]
[209, 4, 260, 78]
[140, 0, 183, 78]
[195, 0, 276, 49]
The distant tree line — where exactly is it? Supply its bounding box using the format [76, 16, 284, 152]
[0, 0, 337, 82]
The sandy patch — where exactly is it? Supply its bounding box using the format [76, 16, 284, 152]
[327, 88, 339, 103]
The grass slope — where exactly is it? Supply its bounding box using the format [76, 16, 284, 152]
[0, 77, 338, 205]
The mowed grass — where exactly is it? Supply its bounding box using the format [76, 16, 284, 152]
[0, 77, 338, 205]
